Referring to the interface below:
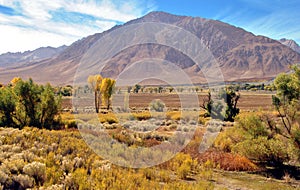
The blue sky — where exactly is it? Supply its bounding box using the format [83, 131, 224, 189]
[0, 0, 299, 54]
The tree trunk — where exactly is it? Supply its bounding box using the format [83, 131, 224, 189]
[95, 91, 99, 113]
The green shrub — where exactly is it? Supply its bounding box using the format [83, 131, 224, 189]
[235, 112, 269, 138]
[233, 137, 289, 165]
[149, 99, 166, 112]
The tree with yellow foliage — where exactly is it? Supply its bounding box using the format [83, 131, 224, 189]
[87, 75, 102, 113]
[101, 78, 116, 110]
[10, 77, 21, 86]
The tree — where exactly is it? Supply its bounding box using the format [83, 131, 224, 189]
[221, 88, 240, 122]
[101, 78, 116, 110]
[14, 78, 42, 127]
[201, 88, 240, 121]
[127, 86, 132, 93]
[168, 87, 174, 93]
[39, 84, 61, 129]
[0, 87, 16, 127]
[0, 78, 61, 129]
[10, 77, 21, 86]
[88, 75, 102, 113]
[133, 84, 141, 93]
[272, 64, 300, 148]
[158, 86, 163, 93]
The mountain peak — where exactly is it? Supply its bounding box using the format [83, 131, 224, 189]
[140, 11, 190, 23]
[279, 38, 300, 53]
[144, 11, 183, 17]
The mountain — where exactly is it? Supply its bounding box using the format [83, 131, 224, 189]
[0, 11, 299, 85]
[0, 45, 67, 69]
[279, 38, 300, 54]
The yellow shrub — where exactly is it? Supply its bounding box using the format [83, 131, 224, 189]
[133, 112, 152, 121]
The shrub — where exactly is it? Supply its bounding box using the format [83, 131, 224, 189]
[158, 170, 171, 183]
[0, 170, 9, 184]
[168, 153, 197, 179]
[13, 174, 34, 189]
[46, 166, 63, 186]
[149, 99, 166, 112]
[62, 159, 74, 174]
[214, 127, 245, 152]
[133, 112, 152, 121]
[233, 137, 289, 165]
[166, 111, 181, 121]
[235, 112, 269, 138]
[23, 162, 46, 186]
[98, 114, 118, 124]
[143, 168, 157, 180]
[64, 168, 89, 190]
[199, 160, 214, 180]
[198, 151, 257, 171]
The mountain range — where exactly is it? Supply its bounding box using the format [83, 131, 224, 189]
[0, 11, 299, 85]
[0, 46, 67, 70]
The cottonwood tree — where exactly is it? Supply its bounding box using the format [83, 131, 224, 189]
[272, 64, 300, 148]
[0, 87, 16, 127]
[87, 75, 102, 113]
[39, 84, 61, 128]
[14, 78, 43, 127]
[0, 78, 61, 129]
[101, 78, 116, 110]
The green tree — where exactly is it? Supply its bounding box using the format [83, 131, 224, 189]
[133, 84, 141, 93]
[272, 64, 300, 149]
[0, 87, 16, 127]
[0, 78, 61, 129]
[101, 78, 116, 110]
[221, 88, 240, 122]
[88, 75, 102, 113]
[39, 84, 61, 129]
[158, 86, 163, 93]
[14, 78, 42, 127]
[201, 89, 240, 121]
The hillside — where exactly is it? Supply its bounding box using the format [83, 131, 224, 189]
[0, 12, 299, 85]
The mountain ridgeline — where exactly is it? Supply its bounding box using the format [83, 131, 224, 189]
[0, 11, 299, 85]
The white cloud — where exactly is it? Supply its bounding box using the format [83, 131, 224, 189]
[0, 25, 76, 53]
[0, 0, 155, 54]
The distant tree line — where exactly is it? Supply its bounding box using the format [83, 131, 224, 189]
[226, 83, 276, 92]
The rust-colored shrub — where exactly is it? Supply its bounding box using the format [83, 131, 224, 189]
[197, 150, 258, 171]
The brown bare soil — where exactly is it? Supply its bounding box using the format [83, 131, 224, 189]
[62, 91, 274, 111]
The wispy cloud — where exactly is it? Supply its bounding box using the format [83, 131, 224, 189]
[243, 9, 300, 42]
[0, 0, 155, 54]
[221, 0, 300, 44]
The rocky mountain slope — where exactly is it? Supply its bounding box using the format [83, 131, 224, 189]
[0, 12, 299, 85]
[279, 38, 300, 53]
[0, 46, 67, 69]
